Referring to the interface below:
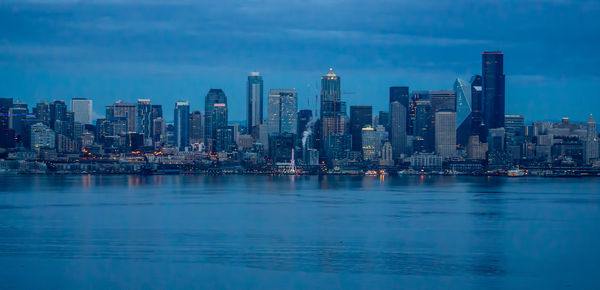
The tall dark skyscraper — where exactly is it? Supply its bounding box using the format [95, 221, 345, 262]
[320, 68, 346, 157]
[389, 86, 410, 132]
[247, 72, 263, 136]
[349, 106, 372, 152]
[0, 98, 14, 130]
[469, 75, 484, 140]
[455, 78, 472, 148]
[49, 100, 67, 130]
[136, 99, 153, 146]
[174, 101, 190, 150]
[205, 89, 228, 151]
[297, 109, 313, 138]
[482, 51, 505, 132]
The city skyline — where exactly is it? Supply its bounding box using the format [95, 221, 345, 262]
[1, 1, 599, 121]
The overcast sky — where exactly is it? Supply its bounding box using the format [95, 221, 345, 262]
[1, 0, 599, 122]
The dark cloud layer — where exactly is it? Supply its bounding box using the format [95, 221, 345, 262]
[1, 0, 599, 121]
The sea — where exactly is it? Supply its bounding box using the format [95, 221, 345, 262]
[0, 175, 599, 289]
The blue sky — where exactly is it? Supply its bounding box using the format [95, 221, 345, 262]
[1, 0, 599, 123]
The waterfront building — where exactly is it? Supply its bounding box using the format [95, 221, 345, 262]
[350, 106, 372, 152]
[174, 101, 190, 150]
[435, 111, 457, 158]
[247, 72, 263, 136]
[483, 51, 506, 135]
[30, 122, 55, 151]
[268, 132, 295, 162]
[71, 98, 92, 125]
[409, 152, 443, 171]
[267, 89, 297, 135]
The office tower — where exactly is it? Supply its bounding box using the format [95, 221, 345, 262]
[136, 99, 153, 146]
[320, 68, 346, 153]
[378, 111, 389, 130]
[482, 51, 505, 132]
[189, 111, 204, 144]
[247, 72, 263, 135]
[49, 100, 67, 129]
[268, 132, 296, 162]
[9, 103, 29, 139]
[435, 111, 457, 158]
[487, 127, 506, 152]
[267, 89, 297, 135]
[350, 106, 372, 152]
[361, 126, 379, 161]
[390, 101, 407, 158]
[33, 103, 50, 125]
[430, 91, 456, 112]
[470, 75, 484, 139]
[152, 117, 166, 147]
[106, 101, 137, 132]
[71, 98, 92, 125]
[152, 105, 163, 119]
[174, 101, 190, 150]
[454, 78, 472, 148]
[380, 141, 394, 166]
[205, 89, 228, 149]
[237, 134, 253, 150]
[0, 98, 12, 130]
[409, 91, 429, 135]
[215, 126, 235, 152]
[297, 109, 313, 138]
[390, 86, 410, 132]
[415, 99, 434, 152]
[505, 115, 525, 139]
[467, 135, 487, 160]
[585, 115, 598, 164]
[30, 122, 56, 151]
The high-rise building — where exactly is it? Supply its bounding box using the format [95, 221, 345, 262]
[71, 98, 92, 125]
[320, 68, 346, 155]
[152, 105, 163, 120]
[297, 109, 313, 138]
[467, 135, 487, 160]
[136, 99, 153, 146]
[415, 99, 434, 152]
[0, 98, 12, 130]
[350, 106, 372, 152]
[107, 101, 136, 132]
[409, 91, 429, 135]
[268, 89, 297, 136]
[380, 141, 393, 166]
[585, 115, 598, 164]
[390, 101, 407, 158]
[30, 122, 55, 151]
[33, 102, 50, 125]
[378, 111, 389, 131]
[174, 101, 190, 150]
[361, 126, 379, 161]
[152, 117, 166, 147]
[505, 115, 525, 139]
[390, 86, 410, 132]
[435, 111, 456, 158]
[247, 72, 263, 135]
[488, 127, 506, 153]
[205, 89, 228, 150]
[49, 100, 67, 130]
[189, 111, 204, 144]
[470, 75, 484, 140]
[9, 103, 29, 139]
[482, 51, 505, 132]
[430, 90, 456, 112]
[454, 78, 472, 148]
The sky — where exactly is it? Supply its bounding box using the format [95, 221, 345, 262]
[1, 0, 599, 123]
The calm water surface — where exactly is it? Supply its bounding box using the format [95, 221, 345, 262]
[0, 175, 599, 289]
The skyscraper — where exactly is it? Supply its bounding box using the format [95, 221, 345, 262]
[189, 111, 204, 145]
[247, 72, 263, 136]
[470, 75, 484, 140]
[49, 100, 67, 130]
[435, 111, 456, 158]
[415, 99, 434, 152]
[361, 126, 379, 161]
[297, 109, 313, 138]
[136, 99, 153, 146]
[585, 115, 598, 165]
[482, 51, 505, 132]
[350, 106, 372, 152]
[320, 68, 346, 145]
[174, 101, 190, 150]
[205, 89, 228, 150]
[430, 90, 456, 112]
[71, 98, 92, 125]
[34, 102, 50, 125]
[389, 86, 409, 132]
[268, 89, 298, 136]
[0, 98, 12, 130]
[390, 101, 407, 158]
[409, 91, 429, 135]
[107, 101, 136, 132]
[454, 78, 472, 148]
